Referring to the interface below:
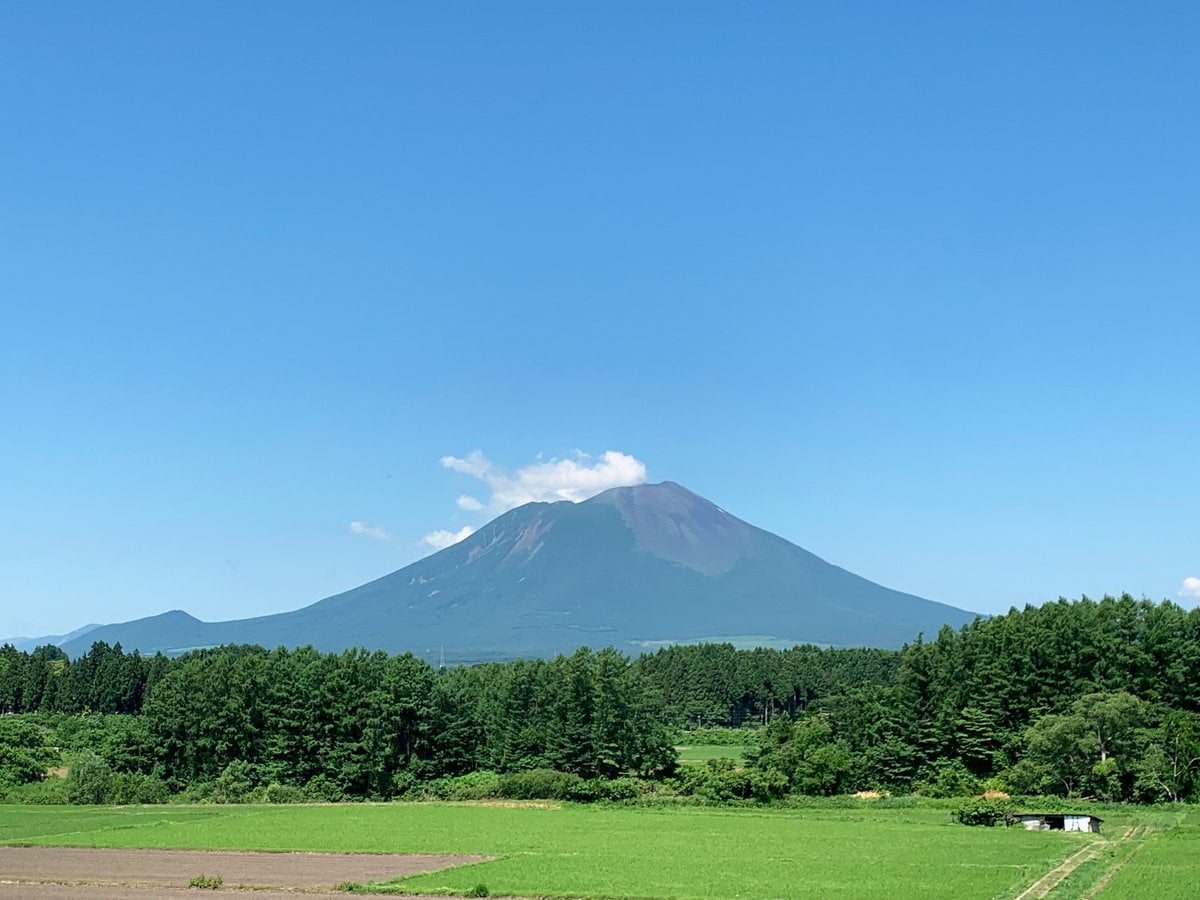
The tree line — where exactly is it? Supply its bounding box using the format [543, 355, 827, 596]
[642, 595, 1200, 803]
[1, 644, 676, 801]
[0, 641, 170, 716]
[2, 593, 1198, 804]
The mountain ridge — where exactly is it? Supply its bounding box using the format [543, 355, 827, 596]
[1, 623, 102, 654]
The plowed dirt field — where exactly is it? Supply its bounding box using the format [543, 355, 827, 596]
[0, 845, 487, 896]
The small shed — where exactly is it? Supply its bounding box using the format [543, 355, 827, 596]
[1015, 813, 1102, 834]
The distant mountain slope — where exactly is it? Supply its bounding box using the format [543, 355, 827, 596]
[2, 623, 100, 653]
[62, 482, 977, 660]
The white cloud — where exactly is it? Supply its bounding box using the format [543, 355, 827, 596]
[419, 449, 646, 557]
[348, 521, 390, 541]
[1179, 577, 1200, 599]
[421, 526, 475, 551]
[441, 449, 647, 512]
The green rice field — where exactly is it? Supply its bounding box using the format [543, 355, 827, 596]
[1090, 813, 1200, 899]
[673, 743, 748, 765]
[2, 801, 1194, 898]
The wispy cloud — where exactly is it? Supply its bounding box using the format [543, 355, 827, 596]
[348, 521, 391, 541]
[421, 526, 475, 551]
[441, 449, 647, 513]
[1179, 576, 1200, 599]
[417, 449, 647, 557]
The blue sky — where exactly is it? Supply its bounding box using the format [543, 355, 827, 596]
[2, 2, 1198, 637]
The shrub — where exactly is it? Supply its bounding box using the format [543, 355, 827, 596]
[109, 772, 170, 805]
[439, 770, 502, 801]
[187, 874, 223, 889]
[915, 760, 982, 798]
[385, 768, 418, 800]
[674, 758, 756, 802]
[496, 768, 584, 800]
[264, 782, 308, 804]
[568, 776, 646, 803]
[952, 797, 1013, 827]
[67, 751, 114, 804]
[465, 884, 490, 897]
[303, 774, 346, 803]
[0, 718, 58, 788]
[668, 758, 794, 803]
[210, 760, 255, 803]
[0, 778, 70, 805]
[246, 785, 273, 803]
[748, 766, 790, 802]
[997, 759, 1052, 796]
[179, 781, 216, 804]
[52, 714, 155, 775]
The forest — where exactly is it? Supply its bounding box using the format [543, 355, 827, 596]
[1, 594, 1198, 806]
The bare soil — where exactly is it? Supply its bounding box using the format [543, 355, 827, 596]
[0, 846, 489, 896]
[0, 884, 367, 899]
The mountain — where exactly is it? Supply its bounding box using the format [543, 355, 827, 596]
[61, 482, 977, 660]
[2, 623, 101, 654]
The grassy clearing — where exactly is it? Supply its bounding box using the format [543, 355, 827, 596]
[0, 801, 1094, 899]
[673, 744, 748, 765]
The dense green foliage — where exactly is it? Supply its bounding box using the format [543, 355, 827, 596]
[0, 641, 170, 715]
[884, 595, 1200, 801]
[0, 717, 57, 789]
[141, 645, 672, 797]
[2, 644, 674, 801]
[640, 595, 1200, 802]
[634, 642, 900, 727]
[2, 594, 1198, 805]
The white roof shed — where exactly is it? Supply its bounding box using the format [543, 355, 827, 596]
[1015, 813, 1102, 834]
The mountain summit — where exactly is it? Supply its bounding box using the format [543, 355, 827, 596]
[62, 482, 976, 659]
[588, 482, 765, 576]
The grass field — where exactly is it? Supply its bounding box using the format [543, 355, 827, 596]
[1092, 812, 1200, 899]
[1, 800, 1154, 899]
[673, 743, 748, 765]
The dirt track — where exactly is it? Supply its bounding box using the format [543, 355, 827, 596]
[0, 845, 489, 896]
